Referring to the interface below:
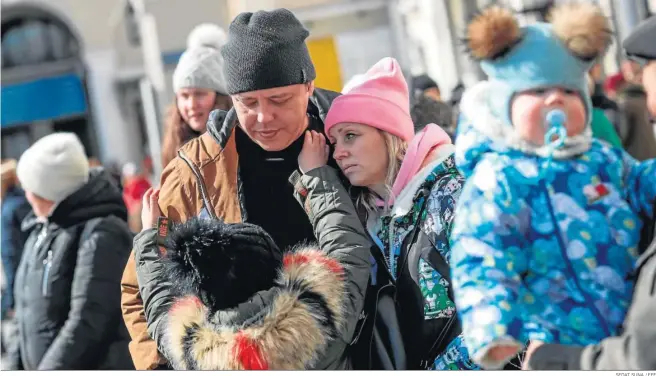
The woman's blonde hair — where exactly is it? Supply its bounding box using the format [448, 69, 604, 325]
[354, 131, 408, 214]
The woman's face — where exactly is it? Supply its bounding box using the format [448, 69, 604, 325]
[328, 122, 389, 189]
[176, 88, 217, 132]
[511, 87, 587, 146]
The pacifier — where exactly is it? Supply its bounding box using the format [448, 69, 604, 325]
[544, 109, 568, 150]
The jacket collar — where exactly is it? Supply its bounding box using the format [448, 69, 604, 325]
[391, 144, 455, 218]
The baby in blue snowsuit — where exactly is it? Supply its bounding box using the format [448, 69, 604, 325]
[450, 4, 656, 369]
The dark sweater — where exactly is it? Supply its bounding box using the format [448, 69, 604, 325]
[235, 115, 333, 251]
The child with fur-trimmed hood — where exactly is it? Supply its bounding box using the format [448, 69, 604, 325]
[131, 178, 371, 369]
[450, 3, 656, 370]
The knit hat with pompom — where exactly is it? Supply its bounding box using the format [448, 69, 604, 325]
[173, 23, 228, 94]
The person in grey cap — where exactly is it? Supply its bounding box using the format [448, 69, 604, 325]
[624, 16, 656, 117]
[121, 8, 370, 370]
[160, 23, 233, 169]
[524, 15, 656, 371]
[6, 133, 134, 370]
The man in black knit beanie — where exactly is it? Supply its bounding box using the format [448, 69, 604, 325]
[221, 8, 316, 95]
[120, 9, 370, 372]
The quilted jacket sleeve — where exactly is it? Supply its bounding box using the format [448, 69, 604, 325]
[133, 228, 176, 363]
[450, 166, 531, 369]
[290, 166, 371, 344]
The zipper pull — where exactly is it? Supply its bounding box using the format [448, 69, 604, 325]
[42, 250, 53, 296]
[421, 359, 430, 370]
[34, 226, 48, 250]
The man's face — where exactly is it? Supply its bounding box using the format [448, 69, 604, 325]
[642, 61, 656, 117]
[232, 82, 314, 151]
[621, 60, 643, 84]
[424, 87, 441, 102]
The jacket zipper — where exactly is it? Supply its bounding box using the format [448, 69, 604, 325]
[388, 219, 398, 280]
[33, 225, 48, 249]
[33, 225, 51, 296]
[541, 179, 611, 336]
[178, 150, 217, 220]
[349, 309, 368, 345]
[42, 249, 53, 296]
[377, 247, 394, 282]
[370, 245, 394, 284]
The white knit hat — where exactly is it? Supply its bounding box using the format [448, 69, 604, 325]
[173, 23, 228, 94]
[17, 132, 89, 203]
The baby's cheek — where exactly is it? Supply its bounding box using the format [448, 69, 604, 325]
[566, 104, 587, 136]
[512, 98, 546, 145]
[567, 119, 586, 136]
[516, 115, 546, 146]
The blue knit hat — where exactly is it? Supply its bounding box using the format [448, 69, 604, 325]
[467, 4, 612, 128]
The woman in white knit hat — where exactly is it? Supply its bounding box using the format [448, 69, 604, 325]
[160, 23, 233, 168]
[6, 133, 134, 370]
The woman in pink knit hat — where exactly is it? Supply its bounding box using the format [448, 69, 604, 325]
[295, 57, 480, 370]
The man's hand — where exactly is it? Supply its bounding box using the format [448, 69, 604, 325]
[485, 344, 522, 367]
[298, 130, 329, 174]
[522, 340, 544, 370]
[141, 188, 161, 229]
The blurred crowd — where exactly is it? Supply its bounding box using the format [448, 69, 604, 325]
[1, 3, 655, 371]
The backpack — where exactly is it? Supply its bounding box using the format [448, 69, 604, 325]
[348, 195, 458, 370]
[348, 244, 406, 370]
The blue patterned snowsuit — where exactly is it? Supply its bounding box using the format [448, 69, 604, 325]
[450, 98, 656, 369]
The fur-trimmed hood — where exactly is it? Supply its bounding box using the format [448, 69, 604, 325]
[163, 246, 346, 370]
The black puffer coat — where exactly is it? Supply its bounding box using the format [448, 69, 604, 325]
[9, 168, 134, 370]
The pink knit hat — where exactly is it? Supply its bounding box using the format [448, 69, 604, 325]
[325, 57, 414, 142]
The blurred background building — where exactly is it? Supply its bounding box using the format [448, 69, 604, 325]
[1, 0, 654, 168]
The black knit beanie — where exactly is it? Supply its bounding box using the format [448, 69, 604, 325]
[221, 8, 317, 94]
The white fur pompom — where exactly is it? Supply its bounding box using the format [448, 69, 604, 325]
[186, 23, 227, 50]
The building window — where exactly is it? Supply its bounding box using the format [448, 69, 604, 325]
[1, 17, 79, 68]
